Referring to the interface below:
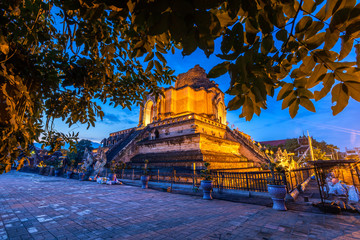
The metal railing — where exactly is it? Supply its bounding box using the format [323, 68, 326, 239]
[118, 167, 313, 193]
[119, 167, 202, 186]
[211, 170, 284, 192]
[286, 168, 314, 192]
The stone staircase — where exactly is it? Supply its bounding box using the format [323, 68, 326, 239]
[227, 127, 267, 164]
[106, 129, 142, 162]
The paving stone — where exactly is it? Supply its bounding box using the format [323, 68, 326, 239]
[1, 171, 360, 240]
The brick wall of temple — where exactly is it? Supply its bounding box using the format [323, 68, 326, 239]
[137, 134, 201, 155]
[199, 134, 240, 156]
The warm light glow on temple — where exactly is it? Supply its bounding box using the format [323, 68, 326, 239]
[139, 66, 226, 127]
[102, 65, 266, 169]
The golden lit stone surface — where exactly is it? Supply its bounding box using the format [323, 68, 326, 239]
[105, 66, 266, 169]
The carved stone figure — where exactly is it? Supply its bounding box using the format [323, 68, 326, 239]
[82, 148, 94, 170]
[93, 149, 107, 174]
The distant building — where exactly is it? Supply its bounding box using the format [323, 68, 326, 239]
[344, 147, 360, 160]
[100, 65, 267, 170]
[260, 139, 287, 148]
[294, 135, 310, 157]
[261, 136, 315, 158]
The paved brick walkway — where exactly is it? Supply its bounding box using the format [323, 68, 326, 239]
[0, 171, 360, 240]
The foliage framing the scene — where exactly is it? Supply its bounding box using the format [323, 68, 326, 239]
[1, 0, 360, 173]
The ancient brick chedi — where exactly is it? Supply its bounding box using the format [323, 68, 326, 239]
[102, 65, 267, 170]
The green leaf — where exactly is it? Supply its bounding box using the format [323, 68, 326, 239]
[240, 97, 254, 121]
[261, 35, 274, 54]
[291, 68, 307, 80]
[304, 21, 324, 40]
[276, 29, 288, 42]
[355, 44, 360, 67]
[148, 13, 170, 35]
[296, 47, 309, 61]
[345, 21, 360, 36]
[331, 83, 349, 115]
[245, 18, 259, 34]
[232, 22, 244, 52]
[155, 52, 167, 65]
[283, 2, 297, 18]
[329, 7, 351, 32]
[144, 52, 154, 62]
[307, 64, 327, 88]
[5, 164, 11, 173]
[312, 49, 334, 63]
[216, 11, 237, 28]
[207, 61, 230, 78]
[295, 16, 313, 34]
[156, 44, 167, 54]
[146, 60, 154, 72]
[133, 41, 144, 49]
[334, 69, 358, 82]
[182, 33, 198, 56]
[324, 29, 340, 50]
[300, 56, 316, 73]
[170, 14, 187, 42]
[268, 6, 286, 27]
[297, 88, 314, 99]
[344, 81, 360, 102]
[221, 29, 234, 54]
[154, 60, 162, 72]
[228, 0, 241, 18]
[289, 98, 300, 118]
[258, 13, 272, 34]
[277, 83, 294, 100]
[282, 91, 296, 109]
[302, 0, 316, 13]
[300, 98, 316, 112]
[0, 35, 9, 55]
[332, 0, 343, 14]
[228, 96, 244, 110]
[349, 3, 360, 20]
[339, 35, 354, 61]
[305, 32, 326, 50]
[315, 5, 326, 20]
[245, 18, 258, 44]
[326, 61, 355, 70]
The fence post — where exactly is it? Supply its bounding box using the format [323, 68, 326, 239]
[282, 172, 288, 192]
[221, 174, 224, 192]
[193, 163, 196, 187]
[245, 172, 249, 191]
[121, 169, 124, 179]
[132, 169, 134, 180]
[170, 168, 174, 192]
[157, 169, 160, 183]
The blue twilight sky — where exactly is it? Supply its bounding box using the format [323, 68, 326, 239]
[52, 12, 360, 151]
[53, 44, 360, 152]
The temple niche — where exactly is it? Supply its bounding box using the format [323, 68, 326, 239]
[102, 65, 267, 170]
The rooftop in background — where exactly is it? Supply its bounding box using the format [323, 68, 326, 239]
[259, 139, 288, 147]
[308, 159, 359, 167]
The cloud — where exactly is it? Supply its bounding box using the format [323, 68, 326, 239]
[103, 113, 120, 123]
[102, 112, 137, 125]
[351, 132, 356, 146]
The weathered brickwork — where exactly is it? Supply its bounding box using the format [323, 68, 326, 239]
[106, 66, 267, 169]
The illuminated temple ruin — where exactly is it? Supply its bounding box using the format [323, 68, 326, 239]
[101, 65, 267, 170]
